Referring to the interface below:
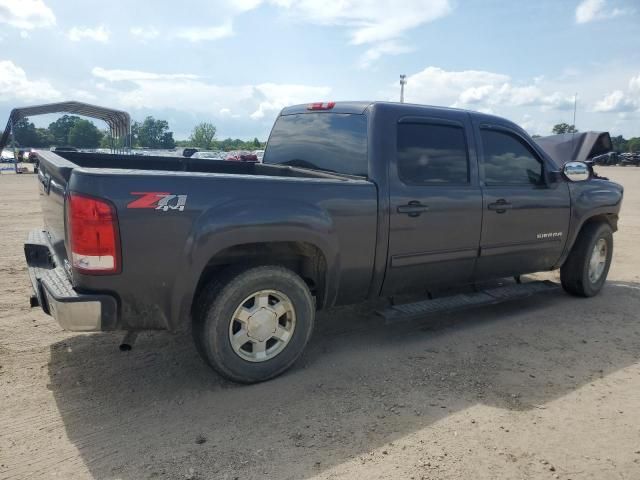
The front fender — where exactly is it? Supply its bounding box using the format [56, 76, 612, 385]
[556, 179, 623, 267]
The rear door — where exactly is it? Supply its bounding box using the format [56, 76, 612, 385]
[474, 123, 570, 279]
[382, 113, 483, 295]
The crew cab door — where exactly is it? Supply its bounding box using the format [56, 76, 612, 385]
[382, 113, 483, 295]
[474, 123, 570, 279]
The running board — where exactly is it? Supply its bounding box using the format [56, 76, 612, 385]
[378, 280, 560, 324]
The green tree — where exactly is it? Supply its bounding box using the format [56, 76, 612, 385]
[552, 123, 578, 134]
[12, 118, 40, 147]
[628, 137, 640, 153]
[252, 137, 261, 148]
[68, 119, 103, 148]
[610, 135, 628, 153]
[48, 115, 82, 145]
[132, 116, 175, 148]
[189, 122, 216, 149]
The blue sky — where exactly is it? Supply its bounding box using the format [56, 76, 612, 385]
[0, 0, 639, 140]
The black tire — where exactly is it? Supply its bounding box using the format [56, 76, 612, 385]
[560, 222, 613, 297]
[193, 265, 315, 383]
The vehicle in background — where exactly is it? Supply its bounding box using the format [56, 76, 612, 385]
[1, 149, 15, 162]
[619, 153, 640, 166]
[50, 146, 79, 153]
[254, 149, 265, 162]
[25, 101, 623, 383]
[226, 150, 259, 162]
[182, 148, 198, 158]
[592, 152, 618, 166]
[191, 150, 226, 160]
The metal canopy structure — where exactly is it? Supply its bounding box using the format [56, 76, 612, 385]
[0, 100, 131, 152]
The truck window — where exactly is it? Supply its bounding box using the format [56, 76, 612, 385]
[481, 129, 543, 186]
[396, 123, 469, 185]
[264, 113, 368, 177]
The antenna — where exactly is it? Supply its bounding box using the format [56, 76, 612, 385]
[571, 93, 578, 159]
[400, 74, 407, 103]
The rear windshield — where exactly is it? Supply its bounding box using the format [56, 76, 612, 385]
[263, 113, 368, 177]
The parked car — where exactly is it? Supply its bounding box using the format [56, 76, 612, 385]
[254, 149, 265, 162]
[191, 150, 225, 160]
[50, 146, 79, 153]
[619, 153, 640, 166]
[25, 101, 623, 383]
[225, 150, 259, 162]
[592, 152, 618, 166]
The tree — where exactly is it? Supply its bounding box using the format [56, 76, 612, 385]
[552, 123, 578, 134]
[132, 116, 175, 148]
[48, 115, 82, 145]
[611, 135, 628, 153]
[12, 118, 40, 147]
[252, 137, 261, 148]
[628, 137, 640, 153]
[68, 119, 103, 148]
[189, 122, 216, 149]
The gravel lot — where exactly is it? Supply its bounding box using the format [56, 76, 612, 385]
[1, 167, 639, 480]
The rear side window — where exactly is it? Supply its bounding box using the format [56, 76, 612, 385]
[397, 123, 469, 185]
[264, 113, 368, 176]
[481, 129, 543, 186]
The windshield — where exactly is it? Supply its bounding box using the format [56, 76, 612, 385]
[263, 113, 368, 177]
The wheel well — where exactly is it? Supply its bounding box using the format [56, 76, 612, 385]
[193, 242, 327, 311]
[580, 213, 618, 233]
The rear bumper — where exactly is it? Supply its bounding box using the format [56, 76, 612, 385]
[24, 229, 118, 332]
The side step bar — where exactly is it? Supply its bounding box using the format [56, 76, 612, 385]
[378, 280, 560, 324]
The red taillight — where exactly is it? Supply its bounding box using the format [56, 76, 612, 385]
[67, 193, 120, 274]
[307, 101, 335, 111]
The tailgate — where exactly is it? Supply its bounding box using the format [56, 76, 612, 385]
[35, 151, 76, 268]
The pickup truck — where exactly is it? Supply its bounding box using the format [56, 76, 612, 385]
[25, 101, 623, 383]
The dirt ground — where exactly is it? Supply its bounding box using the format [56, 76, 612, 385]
[1, 167, 639, 480]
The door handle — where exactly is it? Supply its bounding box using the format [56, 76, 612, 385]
[397, 201, 429, 217]
[488, 199, 512, 213]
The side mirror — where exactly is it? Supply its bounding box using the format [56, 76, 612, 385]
[563, 161, 590, 182]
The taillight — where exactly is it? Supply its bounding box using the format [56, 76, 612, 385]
[67, 193, 120, 274]
[307, 101, 335, 111]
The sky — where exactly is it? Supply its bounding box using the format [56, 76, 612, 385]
[0, 0, 639, 140]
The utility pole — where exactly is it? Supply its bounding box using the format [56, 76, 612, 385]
[400, 74, 407, 103]
[572, 93, 578, 130]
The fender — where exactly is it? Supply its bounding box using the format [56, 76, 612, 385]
[170, 198, 340, 328]
[554, 179, 623, 268]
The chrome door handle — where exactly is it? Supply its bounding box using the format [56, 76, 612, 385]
[397, 202, 429, 217]
[488, 199, 512, 213]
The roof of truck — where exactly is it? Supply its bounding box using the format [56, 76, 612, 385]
[280, 101, 520, 127]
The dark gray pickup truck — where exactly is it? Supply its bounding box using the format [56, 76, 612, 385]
[25, 101, 623, 383]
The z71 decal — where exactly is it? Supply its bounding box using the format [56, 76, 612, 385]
[128, 192, 188, 212]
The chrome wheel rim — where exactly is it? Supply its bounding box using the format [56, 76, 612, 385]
[228, 289, 296, 362]
[588, 238, 607, 283]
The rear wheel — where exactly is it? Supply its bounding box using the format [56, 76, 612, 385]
[560, 222, 613, 297]
[193, 265, 315, 383]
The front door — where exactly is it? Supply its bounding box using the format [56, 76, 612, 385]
[382, 114, 483, 295]
[474, 124, 571, 279]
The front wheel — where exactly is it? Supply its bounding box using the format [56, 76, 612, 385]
[560, 222, 613, 297]
[193, 266, 315, 383]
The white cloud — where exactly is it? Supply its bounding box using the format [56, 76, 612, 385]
[263, 0, 451, 66]
[400, 66, 574, 111]
[575, 0, 624, 24]
[173, 20, 233, 42]
[0, 0, 55, 29]
[130, 26, 160, 41]
[91, 66, 330, 121]
[358, 41, 413, 69]
[0, 59, 60, 102]
[67, 25, 110, 43]
[91, 67, 198, 82]
[593, 73, 640, 112]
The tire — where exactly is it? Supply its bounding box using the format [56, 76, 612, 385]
[193, 265, 315, 383]
[560, 222, 613, 297]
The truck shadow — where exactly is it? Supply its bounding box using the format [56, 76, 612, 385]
[46, 280, 640, 479]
